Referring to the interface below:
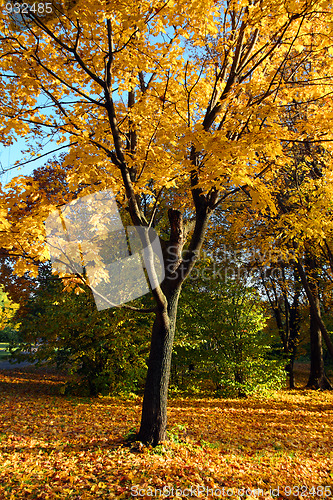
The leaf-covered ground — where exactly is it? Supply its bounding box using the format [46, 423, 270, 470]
[0, 369, 332, 499]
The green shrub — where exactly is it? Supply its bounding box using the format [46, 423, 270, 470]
[13, 263, 152, 396]
[174, 275, 286, 397]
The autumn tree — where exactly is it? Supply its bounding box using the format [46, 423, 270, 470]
[1, 0, 333, 445]
[223, 97, 333, 387]
[0, 284, 19, 336]
[0, 250, 31, 306]
[222, 160, 333, 389]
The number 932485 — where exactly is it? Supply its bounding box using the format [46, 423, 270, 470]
[5, 3, 53, 15]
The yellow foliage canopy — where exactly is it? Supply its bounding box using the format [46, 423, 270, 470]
[0, 0, 332, 286]
[0, 285, 19, 331]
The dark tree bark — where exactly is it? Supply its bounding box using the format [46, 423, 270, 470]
[137, 286, 181, 445]
[304, 256, 332, 390]
[234, 368, 247, 398]
[295, 260, 333, 360]
[306, 299, 332, 389]
[287, 270, 301, 389]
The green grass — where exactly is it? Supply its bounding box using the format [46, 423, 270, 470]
[0, 343, 9, 360]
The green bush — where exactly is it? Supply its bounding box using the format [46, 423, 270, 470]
[0, 326, 21, 343]
[173, 274, 286, 397]
[13, 263, 152, 396]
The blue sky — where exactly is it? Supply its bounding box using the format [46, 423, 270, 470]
[0, 140, 63, 185]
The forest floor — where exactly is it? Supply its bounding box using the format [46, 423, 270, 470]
[0, 366, 332, 500]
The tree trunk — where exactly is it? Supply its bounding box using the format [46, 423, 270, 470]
[306, 288, 332, 389]
[295, 259, 333, 359]
[289, 358, 295, 389]
[234, 368, 246, 397]
[304, 256, 332, 390]
[136, 200, 212, 446]
[137, 286, 181, 446]
[285, 357, 296, 389]
[287, 275, 301, 389]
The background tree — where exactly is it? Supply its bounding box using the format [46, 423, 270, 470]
[14, 262, 152, 395]
[254, 263, 303, 388]
[303, 252, 332, 388]
[174, 271, 285, 397]
[222, 182, 333, 389]
[202, 207, 305, 388]
[0, 284, 19, 342]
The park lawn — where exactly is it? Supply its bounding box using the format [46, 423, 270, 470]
[0, 370, 332, 500]
[0, 343, 9, 360]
